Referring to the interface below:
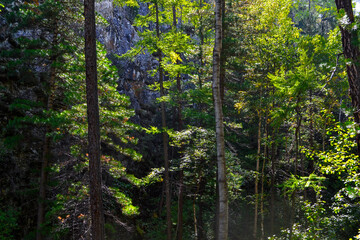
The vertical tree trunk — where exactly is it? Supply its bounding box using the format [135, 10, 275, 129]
[308, 90, 314, 173]
[172, 5, 184, 240]
[84, 0, 105, 239]
[213, 0, 228, 239]
[335, 0, 360, 155]
[36, 18, 58, 240]
[197, 175, 206, 240]
[219, 0, 226, 101]
[253, 109, 261, 239]
[193, 196, 198, 238]
[270, 135, 275, 235]
[198, 0, 204, 89]
[155, 2, 171, 239]
[260, 112, 268, 240]
[171, 6, 185, 238]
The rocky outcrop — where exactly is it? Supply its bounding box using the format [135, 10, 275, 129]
[96, 0, 159, 115]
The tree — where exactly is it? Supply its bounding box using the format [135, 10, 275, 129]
[334, 0, 360, 155]
[84, 0, 105, 238]
[212, 0, 228, 239]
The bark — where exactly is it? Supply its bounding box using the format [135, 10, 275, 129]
[335, 0, 360, 155]
[84, 0, 105, 239]
[213, 0, 228, 239]
[155, 3, 171, 239]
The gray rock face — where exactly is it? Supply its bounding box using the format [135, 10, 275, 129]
[96, 0, 159, 115]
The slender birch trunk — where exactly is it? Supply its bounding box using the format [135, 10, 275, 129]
[213, 0, 228, 238]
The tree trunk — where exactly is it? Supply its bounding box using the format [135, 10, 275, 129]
[270, 135, 275, 235]
[253, 110, 261, 239]
[219, 0, 226, 101]
[308, 90, 314, 173]
[36, 17, 58, 240]
[260, 112, 268, 240]
[198, 0, 204, 89]
[335, 0, 360, 155]
[84, 0, 105, 239]
[294, 105, 302, 176]
[213, 0, 228, 239]
[198, 174, 206, 240]
[172, 5, 184, 240]
[155, 3, 172, 239]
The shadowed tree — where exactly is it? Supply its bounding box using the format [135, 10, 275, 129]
[84, 0, 105, 238]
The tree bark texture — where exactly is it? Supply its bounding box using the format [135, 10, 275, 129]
[155, 3, 172, 240]
[335, 0, 360, 155]
[213, 0, 228, 239]
[84, 0, 105, 239]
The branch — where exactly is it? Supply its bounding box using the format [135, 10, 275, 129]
[321, 53, 343, 92]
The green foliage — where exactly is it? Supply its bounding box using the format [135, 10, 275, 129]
[282, 174, 326, 197]
[110, 187, 140, 216]
[318, 120, 360, 221]
[0, 208, 18, 240]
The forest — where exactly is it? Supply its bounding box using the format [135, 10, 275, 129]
[1, 0, 360, 239]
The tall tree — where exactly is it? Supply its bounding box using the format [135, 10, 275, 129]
[155, 2, 172, 239]
[84, 0, 105, 239]
[36, 21, 58, 240]
[213, 0, 228, 239]
[334, 0, 360, 155]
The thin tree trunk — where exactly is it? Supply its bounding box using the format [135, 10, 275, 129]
[176, 170, 184, 240]
[335, 0, 360, 156]
[36, 56, 56, 240]
[289, 191, 295, 238]
[172, 5, 184, 240]
[309, 90, 314, 173]
[193, 196, 198, 238]
[36, 17, 59, 240]
[260, 112, 268, 240]
[155, 3, 171, 239]
[213, 0, 228, 239]
[198, 174, 206, 240]
[253, 109, 261, 239]
[294, 105, 302, 176]
[270, 136, 275, 235]
[260, 154, 266, 240]
[219, 0, 226, 101]
[198, 0, 204, 89]
[84, 0, 105, 238]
